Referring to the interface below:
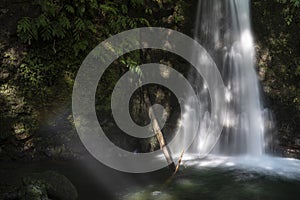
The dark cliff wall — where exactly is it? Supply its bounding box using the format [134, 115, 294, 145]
[252, 0, 300, 157]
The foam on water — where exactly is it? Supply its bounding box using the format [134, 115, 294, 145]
[183, 155, 300, 180]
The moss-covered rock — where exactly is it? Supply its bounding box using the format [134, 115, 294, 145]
[4, 171, 78, 200]
[23, 171, 78, 200]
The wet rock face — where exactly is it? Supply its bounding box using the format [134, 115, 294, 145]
[0, 1, 41, 161]
[4, 171, 78, 200]
[252, 0, 300, 155]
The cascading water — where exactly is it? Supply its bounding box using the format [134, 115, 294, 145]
[188, 0, 266, 156]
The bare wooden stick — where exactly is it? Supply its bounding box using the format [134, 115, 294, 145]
[161, 150, 185, 190]
[173, 150, 185, 176]
[143, 91, 176, 172]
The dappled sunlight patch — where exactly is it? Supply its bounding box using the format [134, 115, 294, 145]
[183, 154, 300, 180]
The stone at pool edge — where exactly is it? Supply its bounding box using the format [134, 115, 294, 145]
[4, 170, 78, 200]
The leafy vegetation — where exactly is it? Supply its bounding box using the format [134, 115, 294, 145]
[276, 0, 300, 24]
[253, 0, 300, 147]
[15, 0, 186, 99]
[0, 0, 299, 160]
[0, 0, 187, 160]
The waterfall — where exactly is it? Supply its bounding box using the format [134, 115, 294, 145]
[188, 0, 266, 156]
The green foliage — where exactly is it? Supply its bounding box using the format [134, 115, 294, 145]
[120, 55, 142, 75]
[16, 0, 154, 48]
[14, 0, 187, 113]
[17, 0, 97, 53]
[253, 0, 300, 143]
[276, 0, 300, 25]
[19, 55, 59, 90]
[253, 0, 300, 105]
[277, 0, 300, 7]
